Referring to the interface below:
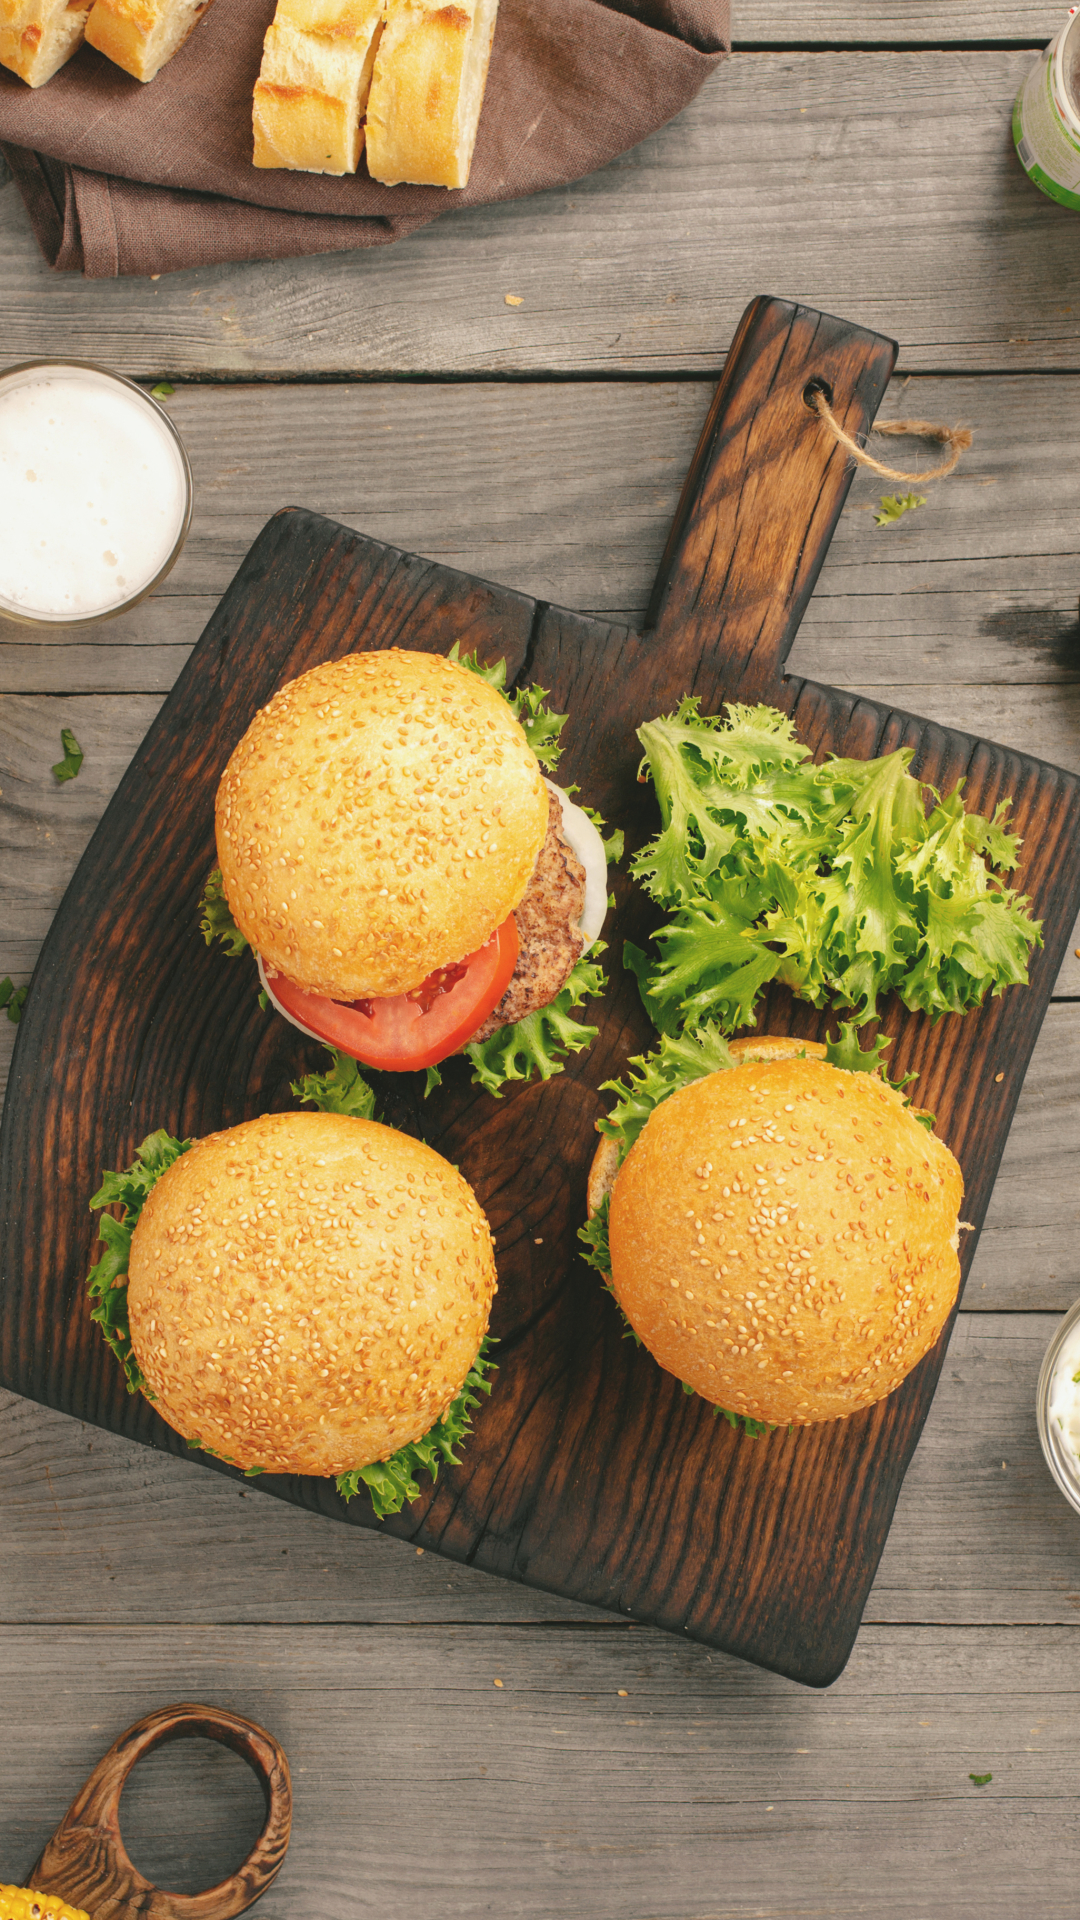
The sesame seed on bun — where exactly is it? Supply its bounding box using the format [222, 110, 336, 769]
[215, 649, 550, 1002]
[602, 1038, 964, 1427]
[126, 1110, 497, 1478]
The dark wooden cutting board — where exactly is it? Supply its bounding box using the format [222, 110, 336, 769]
[3, 297, 1078, 1688]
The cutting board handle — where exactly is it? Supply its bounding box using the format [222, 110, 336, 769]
[26, 1703, 292, 1919]
[645, 294, 897, 698]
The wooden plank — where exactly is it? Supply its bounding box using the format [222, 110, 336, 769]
[2, 54, 1079, 376]
[2, 1620, 1080, 1919]
[5, 373, 1080, 700]
[3, 1310, 1079, 1629]
[737, 2, 1060, 43]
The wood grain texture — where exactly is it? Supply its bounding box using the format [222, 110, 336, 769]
[4, 1311, 1080, 1629]
[28, 1704, 291, 1919]
[4, 1621, 1080, 1920]
[5, 373, 1080, 701]
[2, 55, 1079, 376]
[2, 299, 1077, 1687]
[736, 2, 1060, 42]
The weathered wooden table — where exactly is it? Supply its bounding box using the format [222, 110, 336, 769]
[3, 5, 1080, 1913]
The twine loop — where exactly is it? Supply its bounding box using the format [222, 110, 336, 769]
[809, 386, 973, 484]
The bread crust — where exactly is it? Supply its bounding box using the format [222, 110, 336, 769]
[365, 0, 499, 189]
[606, 1053, 964, 1427]
[127, 1110, 497, 1477]
[252, 3, 383, 174]
[216, 649, 548, 1002]
[0, 0, 90, 86]
[84, 0, 214, 82]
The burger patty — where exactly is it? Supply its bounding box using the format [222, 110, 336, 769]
[468, 791, 587, 1043]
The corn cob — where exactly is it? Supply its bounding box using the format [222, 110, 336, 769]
[0, 1888, 91, 1920]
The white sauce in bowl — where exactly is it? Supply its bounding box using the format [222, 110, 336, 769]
[1048, 1320, 1080, 1460]
[0, 365, 190, 621]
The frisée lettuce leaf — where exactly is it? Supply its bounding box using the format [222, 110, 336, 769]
[87, 1129, 193, 1395]
[292, 1047, 377, 1119]
[199, 866, 249, 959]
[464, 950, 606, 1097]
[337, 1337, 497, 1518]
[631, 699, 1041, 1033]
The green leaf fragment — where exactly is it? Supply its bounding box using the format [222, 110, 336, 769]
[874, 492, 926, 526]
[292, 1046, 377, 1120]
[464, 952, 605, 1097]
[0, 977, 28, 1024]
[150, 381, 175, 399]
[52, 727, 83, 784]
[199, 867, 250, 958]
[596, 1021, 735, 1161]
[87, 1129, 193, 1395]
[969, 1772, 992, 1787]
[336, 1337, 497, 1518]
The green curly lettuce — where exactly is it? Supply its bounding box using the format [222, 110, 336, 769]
[336, 1337, 497, 1518]
[87, 1129, 193, 1394]
[631, 698, 1042, 1032]
[199, 867, 249, 959]
[292, 1047, 377, 1119]
[464, 951, 606, 1097]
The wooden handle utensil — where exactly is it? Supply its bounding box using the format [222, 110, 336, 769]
[25, 1704, 292, 1919]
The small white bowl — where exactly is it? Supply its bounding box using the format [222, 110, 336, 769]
[0, 358, 192, 629]
[1036, 1294, 1080, 1516]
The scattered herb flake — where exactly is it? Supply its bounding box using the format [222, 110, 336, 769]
[969, 1772, 993, 1787]
[150, 381, 175, 399]
[0, 977, 28, 1024]
[52, 727, 83, 784]
[874, 491, 926, 526]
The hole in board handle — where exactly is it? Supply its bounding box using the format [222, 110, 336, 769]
[803, 378, 834, 411]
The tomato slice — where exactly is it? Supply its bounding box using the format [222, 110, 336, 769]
[264, 915, 520, 1073]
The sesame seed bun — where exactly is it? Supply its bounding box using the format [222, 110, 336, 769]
[127, 1111, 497, 1478]
[215, 649, 549, 1001]
[602, 1040, 964, 1427]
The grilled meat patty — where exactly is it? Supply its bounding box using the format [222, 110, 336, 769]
[468, 790, 586, 1043]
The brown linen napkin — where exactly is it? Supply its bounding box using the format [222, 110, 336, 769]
[0, 0, 728, 278]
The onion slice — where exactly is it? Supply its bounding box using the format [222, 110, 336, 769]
[545, 779, 609, 952]
[258, 955, 328, 1044]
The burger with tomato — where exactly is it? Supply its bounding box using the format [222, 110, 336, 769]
[201, 647, 616, 1094]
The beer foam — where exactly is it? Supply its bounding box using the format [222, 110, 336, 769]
[0, 367, 189, 620]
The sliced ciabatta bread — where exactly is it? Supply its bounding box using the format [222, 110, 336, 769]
[252, 2, 383, 175]
[365, 0, 499, 190]
[84, 0, 214, 82]
[0, 0, 90, 86]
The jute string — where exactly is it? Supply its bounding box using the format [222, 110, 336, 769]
[809, 388, 973, 483]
